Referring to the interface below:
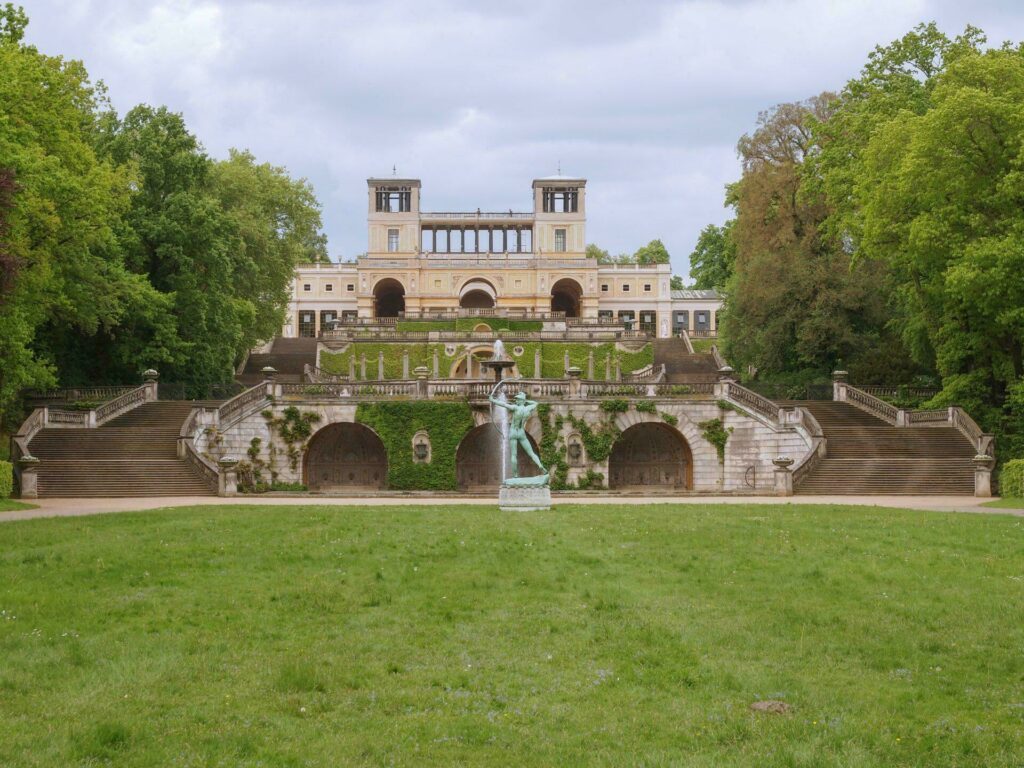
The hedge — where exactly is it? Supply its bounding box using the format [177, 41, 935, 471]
[321, 344, 442, 378]
[356, 401, 475, 490]
[0, 460, 12, 499]
[1000, 459, 1024, 498]
[393, 318, 543, 332]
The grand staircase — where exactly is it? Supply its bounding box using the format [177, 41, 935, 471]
[238, 336, 317, 384]
[786, 400, 975, 495]
[653, 338, 719, 383]
[27, 402, 216, 498]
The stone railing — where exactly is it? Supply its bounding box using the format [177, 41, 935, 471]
[677, 329, 695, 353]
[857, 384, 940, 402]
[38, 379, 156, 430]
[321, 328, 651, 343]
[94, 385, 150, 425]
[304, 364, 348, 384]
[218, 381, 273, 428]
[25, 385, 134, 403]
[711, 345, 726, 370]
[721, 380, 782, 424]
[622, 363, 666, 383]
[181, 422, 220, 494]
[788, 407, 827, 490]
[10, 408, 46, 497]
[838, 380, 994, 457]
[842, 383, 899, 423]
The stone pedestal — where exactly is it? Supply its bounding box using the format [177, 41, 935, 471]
[499, 484, 552, 512]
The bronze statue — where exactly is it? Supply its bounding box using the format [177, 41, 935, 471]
[488, 390, 546, 478]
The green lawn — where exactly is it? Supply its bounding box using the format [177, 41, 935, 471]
[983, 498, 1024, 510]
[0, 499, 35, 512]
[1, 503, 1022, 766]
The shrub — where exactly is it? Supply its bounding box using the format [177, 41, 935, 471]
[0, 460, 11, 499]
[1000, 459, 1024, 497]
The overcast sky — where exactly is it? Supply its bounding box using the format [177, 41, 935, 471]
[20, 0, 1024, 276]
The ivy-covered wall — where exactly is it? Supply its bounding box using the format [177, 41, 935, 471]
[395, 318, 543, 332]
[321, 341, 653, 380]
[355, 401, 475, 490]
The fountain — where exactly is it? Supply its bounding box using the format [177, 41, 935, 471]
[482, 341, 552, 511]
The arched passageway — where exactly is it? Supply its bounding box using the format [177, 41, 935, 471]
[303, 423, 387, 490]
[459, 279, 497, 310]
[374, 278, 405, 318]
[460, 289, 495, 309]
[456, 424, 542, 489]
[608, 422, 692, 490]
[550, 278, 583, 318]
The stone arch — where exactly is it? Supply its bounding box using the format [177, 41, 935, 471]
[551, 277, 583, 318]
[373, 278, 406, 318]
[456, 423, 543, 489]
[608, 421, 693, 490]
[459, 278, 497, 310]
[303, 422, 387, 490]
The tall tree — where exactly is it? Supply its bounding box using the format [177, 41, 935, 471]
[688, 221, 735, 290]
[633, 239, 670, 265]
[0, 9, 140, 427]
[210, 149, 327, 347]
[722, 94, 897, 380]
[855, 46, 1024, 430]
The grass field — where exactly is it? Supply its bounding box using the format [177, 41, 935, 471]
[1, 503, 1022, 766]
[983, 498, 1024, 509]
[0, 499, 35, 512]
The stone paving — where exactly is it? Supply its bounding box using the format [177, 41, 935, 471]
[0, 493, 1016, 523]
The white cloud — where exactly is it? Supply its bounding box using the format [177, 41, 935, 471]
[21, 0, 1024, 275]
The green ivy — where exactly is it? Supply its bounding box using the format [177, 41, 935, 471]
[536, 403, 569, 490]
[263, 406, 321, 472]
[600, 399, 630, 414]
[659, 411, 679, 427]
[575, 469, 605, 490]
[567, 413, 620, 464]
[635, 401, 657, 414]
[356, 401, 475, 490]
[699, 418, 732, 464]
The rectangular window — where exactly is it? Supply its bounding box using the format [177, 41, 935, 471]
[514, 279, 523, 288]
[673, 310, 689, 331]
[319, 310, 337, 331]
[554, 229, 566, 252]
[388, 228, 399, 252]
[298, 311, 316, 338]
[303, 284, 311, 292]
[598, 310, 614, 320]
[542, 187, 579, 213]
[347, 284, 355, 292]
[622, 284, 630, 292]
[618, 310, 635, 330]
[341, 310, 358, 321]
[644, 284, 651, 292]
[640, 311, 657, 333]
[325, 284, 333, 292]
[600, 284, 609, 292]
[434, 279, 442, 289]
[695, 311, 709, 330]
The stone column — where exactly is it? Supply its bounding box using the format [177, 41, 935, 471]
[142, 368, 159, 401]
[378, 351, 385, 381]
[973, 455, 995, 497]
[614, 360, 621, 381]
[414, 365, 429, 398]
[605, 355, 611, 381]
[402, 349, 410, 379]
[587, 350, 594, 380]
[17, 455, 39, 499]
[349, 355, 356, 381]
[567, 366, 582, 399]
[772, 456, 794, 497]
[534, 348, 542, 378]
[432, 348, 439, 378]
[563, 350, 570, 374]
[360, 354, 367, 380]
[218, 457, 239, 496]
[832, 369, 849, 402]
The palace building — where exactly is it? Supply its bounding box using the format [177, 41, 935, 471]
[282, 176, 723, 338]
